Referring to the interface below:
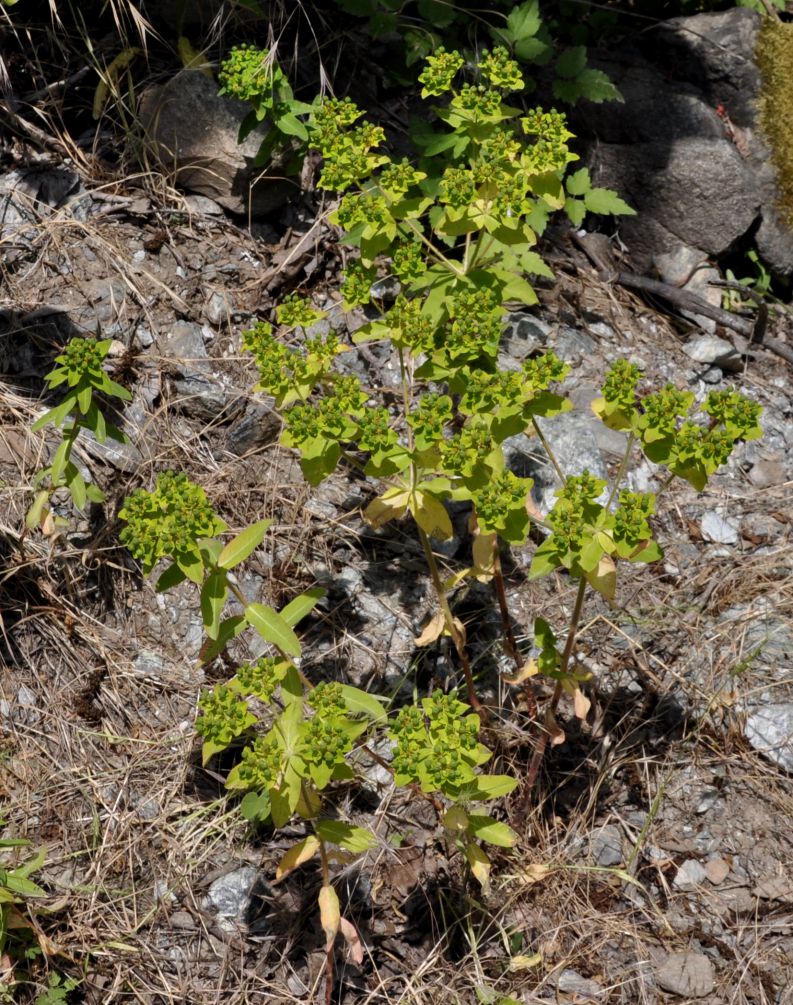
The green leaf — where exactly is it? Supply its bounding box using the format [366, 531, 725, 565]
[277, 111, 308, 140]
[65, 466, 87, 510]
[340, 685, 387, 722]
[196, 615, 247, 666]
[245, 602, 301, 657]
[467, 814, 519, 848]
[584, 187, 636, 216]
[218, 519, 273, 570]
[49, 440, 71, 484]
[240, 790, 271, 823]
[200, 571, 228, 640]
[25, 490, 50, 530]
[556, 46, 587, 78]
[566, 167, 591, 197]
[574, 67, 622, 104]
[156, 563, 187, 592]
[32, 395, 78, 431]
[466, 774, 519, 800]
[565, 198, 586, 227]
[315, 819, 377, 853]
[529, 537, 561, 580]
[503, 0, 541, 42]
[175, 548, 205, 585]
[280, 587, 326, 628]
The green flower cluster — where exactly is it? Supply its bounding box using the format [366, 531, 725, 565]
[341, 261, 376, 308]
[236, 734, 283, 790]
[306, 681, 346, 715]
[355, 406, 398, 454]
[479, 47, 524, 91]
[119, 472, 226, 572]
[418, 47, 464, 97]
[234, 657, 288, 703]
[471, 471, 533, 542]
[276, 294, 327, 330]
[196, 685, 254, 745]
[612, 491, 655, 547]
[300, 717, 352, 771]
[703, 388, 763, 440]
[408, 393, 453, 450]
[602, 358, 642, 410]
[547, 471, 605, 548]
[390, 692, 486, 794]
[391, 241, 425, 283]
[218, 44, 281, 103]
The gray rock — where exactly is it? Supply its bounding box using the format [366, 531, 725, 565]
[183, 194, 224, 215]
[205, 290, 232, 326]
[507, 410, 609, 516]
[591, 824, 623, 867]
[172, 373, 231, 421]
[700, 511, 740, 545]
[501, 312, 549, 361]
[138, 71, 293, 217]
[158, 321, 208, 368]
[555, 969, 604, 998]
[78, 427, 143, 474]
[554, 325, 597, 360]
[203, 865, 262, 929]
[674, 858, 708, 889]
[683, 333, 742, 372]
[656, 951, 715, 998]
[225, 401, 281, 455]
[745, 704, 793, 772]
[575, 8, 793, 279]
[748, 458, 786, 487]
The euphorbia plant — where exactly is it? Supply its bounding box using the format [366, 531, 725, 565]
[241, 47, 762, 741]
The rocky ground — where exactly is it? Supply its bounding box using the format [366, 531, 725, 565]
[1, 6, 793, 1005]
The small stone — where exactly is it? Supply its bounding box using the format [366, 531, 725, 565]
[753, 876, 793, 902]
[369, 276, 401, 301]
[205, 290, 232, 326]
[674, 858, 707, 889]
[183, 194, 224, 215]
[591, 824, 623, 867]
[656, 951, 715, 998]
[132, 249, 146, 263]
[203, 865, 260, 926]
[683, 333, 742, 372]
[135, 326, 154, 348]
[748, 459, 785, 488]
[741, 513, 784, 544]
[700, 511, 740, 545]
[744, 703, 793, 772]
[556, 969, 603, 998]
[700, 366, 723, 384]
[704, 858, 730, 885]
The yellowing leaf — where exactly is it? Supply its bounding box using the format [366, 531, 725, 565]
[585, 554, 616, 602]
[518, 863, 551, 886]
[573, 687, 591, 720]
[508, 952, 543, 971]
[415, 611, 445, 646]
[502, 658, 539, 686]
[443, 806, 469, 833]
[318, 884, 340, 950]
[364, 488, 410, 529]
[546, 708, 565, 747]
[411, 490, 453, 540]
[339, 916, 364, 965]
[472, 531, 497, 581]
[466, 843, 492, 893]
[93, 48, 142, 119]
[178, 36, 214, 77]
[276, 836, 320, 880]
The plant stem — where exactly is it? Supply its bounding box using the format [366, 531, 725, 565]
[606, 432, 636, 509]
[492, 550, 521, 672]
[317, 837, 334, 1005]
[417, 525, 482, 713]
[402, 217, 465, 276]
[531, 416, 566, 485]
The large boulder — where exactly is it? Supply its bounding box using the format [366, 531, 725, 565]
[573, 8, 793, 279]
[138, 70, 294, 217]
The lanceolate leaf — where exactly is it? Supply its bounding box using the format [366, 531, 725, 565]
[316, 819, 377, 853]
[245, 603, 301, 657]
[280, 586, 326, 627]
[217, 519, 273, 570]
[200, 571, 228, 640]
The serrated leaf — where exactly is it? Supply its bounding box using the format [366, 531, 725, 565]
[574, 67, 622, 104]
[467, 814, 518, 848]
[555, 46, 587, 79]
[319, 884, 340, 949]
[584, 187, 636, 216]
[276, 836, 320, 880]
[316, 819, 377, 853]
[218, 519, 272, 570]
[280, 586, 325, 627]
[245, 603, 301, 657]
[566, 167, 591, 196]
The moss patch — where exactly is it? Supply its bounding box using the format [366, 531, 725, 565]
[756, 19, 793, 227]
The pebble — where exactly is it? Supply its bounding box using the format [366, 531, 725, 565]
[704, 858, 730, 885]
[748, 459, 786, 488]
[656, 951, 715, 998]
[591, 824, 623, 867]
[674, 858, 707, 889]
[683, 333, 742, 371]
[744, 703, 793, 772]
[205, 290, 232, 326]
[202, 865, 261, 930]
[700, 511, 740, 545]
